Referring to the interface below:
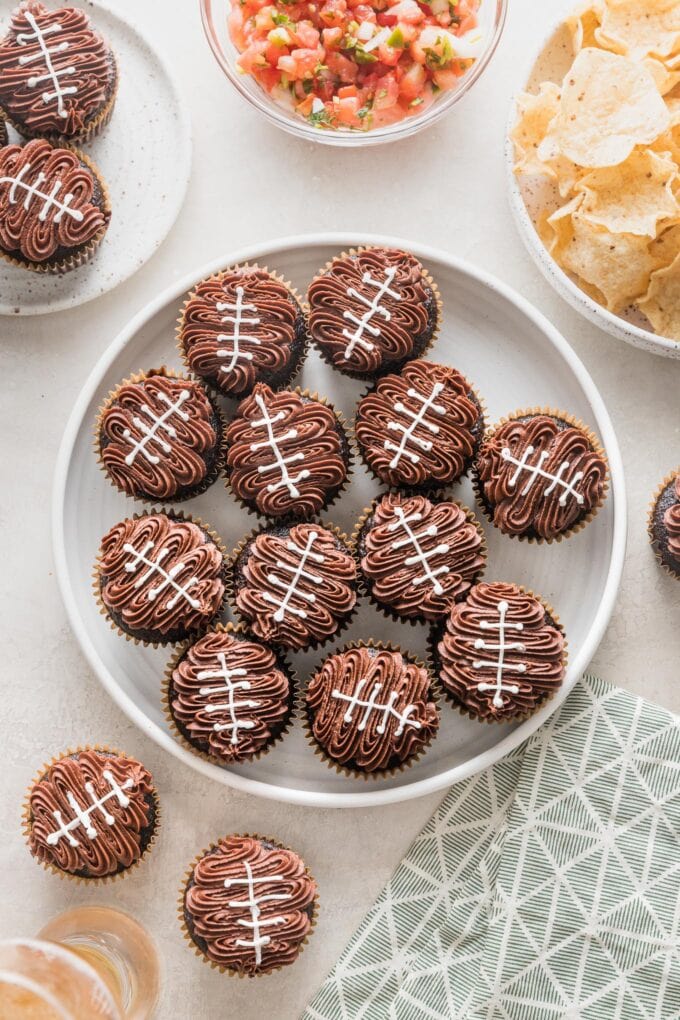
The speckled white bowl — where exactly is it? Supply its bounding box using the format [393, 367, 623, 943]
[506, 18, 680, 360]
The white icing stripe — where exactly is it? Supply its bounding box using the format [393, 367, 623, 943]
[122, 389, 191, 466]
[216, 286, 262, 374]
[224, 860, 291, 965]
[332, 676, 421, 738]
[473, 599, 525, 709]
[249, 393, 310, 498]
[383, 382, 446, 469]
[123, 539, 201, 610]
[196, 652, 259, 744]
[387, 505, 450, 596]
[501, 445, 585, 507]
[0, 161, 84, 223]
[17, 12, 78, 119]
[341, 266, 400, 359]
[262, 530, 324, 623]
[46, 771, 134, 848]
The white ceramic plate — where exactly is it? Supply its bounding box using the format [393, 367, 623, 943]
[52, 233, 626, 808]
[506, 18, 680, 359]
[0, 0, 191, 316]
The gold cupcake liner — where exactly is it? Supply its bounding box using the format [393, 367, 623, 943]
[0, 117, 7, 148]
[306, 246, 443, 381]
[163, 621, 298, 766]
[93, 366, 229, 505]
[647, 467, 680, 580]
[302, 638, 441, 781]
[178, 833, 319, 978]
[0, 145, 111, 275]
[224, 385, 357, 522]
[22, 744, 161, 886]
[471, 406, 610, 545]
[229, 518, 358, 651]
[350, 495, 488, 629]
[427, 583, 569, 726]
[92, 509, 229, 648]
[176, 264, 310, 397]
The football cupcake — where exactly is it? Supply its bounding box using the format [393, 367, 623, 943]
[307, 247, 440, 379]
[648, 468, 680, 579]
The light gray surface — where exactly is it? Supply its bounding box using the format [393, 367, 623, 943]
[1, 1, 678, 1019]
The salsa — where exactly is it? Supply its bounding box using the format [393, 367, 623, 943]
[229, 0, 482, 131]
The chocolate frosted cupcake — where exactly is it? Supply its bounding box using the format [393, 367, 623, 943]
[97, 369, 224, 504]
[355, 359, 485, 489]
[306, 642, 439, 775]
[166, 625, 294, 764]
[178, 265, 307, 398]
[226, 383, 351, 519]
[24, 748, 158, 881]
[355, 493, 486, 622]
[232, 522, 357, 650]
[96, 512, 226, 645]
[433, 582, 566, 723]
[648, 469, 680, 579]
[307, 247, 439, 379]
[181, 834, 318, 976]
[0, 2, 117, 143]
[0, 138, 110, 273]
[474, 411, 608, 542]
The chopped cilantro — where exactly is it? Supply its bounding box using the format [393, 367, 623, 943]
[271, 11, 291, 24]
[354, 45, 378, 64]
[424, 33, 454, 69]
[308, 107, 333, 126]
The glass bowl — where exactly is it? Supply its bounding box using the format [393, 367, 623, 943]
[200, 0, 508, 147]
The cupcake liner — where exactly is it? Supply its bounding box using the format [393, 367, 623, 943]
[427, 584, 570, 726]
[306, 246, 443, 381]
[647, 468, 680, 580]
[178, 833, 319, 977]
[351, 368, 488, 494]
[93, 366, 229, 505]
[350, 495, 488, 628]
[224, 386, 356, 522]
[163, 622, 298, 766]
[22, 744, 161, 886]
[0, 117, 7, 148]
[92, 509, 229, 648]
[0, 145, 111, 275]
[176, 264, 310, 398]
[471, 406, 610, 544]
[229, 519, 358, 651]
[302, 638, 440, 781]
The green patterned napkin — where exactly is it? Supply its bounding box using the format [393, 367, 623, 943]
[304, 676, 680, 1020]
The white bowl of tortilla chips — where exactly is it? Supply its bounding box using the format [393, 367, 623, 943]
[507, 0, 680, 358]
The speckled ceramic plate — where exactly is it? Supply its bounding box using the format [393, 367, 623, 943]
[53, 234, 626, 808]
[506, 17, 680, 359]
[0, 0, 191, 316]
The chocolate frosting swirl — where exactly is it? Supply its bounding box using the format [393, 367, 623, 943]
[185, 835, 317, 975]
[359, 494, 486, 620]
[179, 266, 305, 397]
[0, 139, 107, 262]
[99, 372, 219, 501]
[308, 248, 436, 375]
[28, 750, 155, 878]
[98, 514, 225, 640]
[235, 524, 356, 649]
[0, 2, 116, 138]
[226, 383, 348, 518]
[171, 629, 291, 762]
[356, 360, 483, 488]
[475, 415, 607, 540]
[306, 645, 439, 772]
[664, 475, 680, 565]
[437, 582, 566, 722]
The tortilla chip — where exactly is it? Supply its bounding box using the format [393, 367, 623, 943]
[566, 2, 604, 53]
[596, 0, 680, 62]
[575, 148, 680, 236]
[538, 49, 670, 168]
[642, 56, 680, 94]
[638, 251, 680, 337]
[512, 84, 562, 176]
[649, 222, 680, 267]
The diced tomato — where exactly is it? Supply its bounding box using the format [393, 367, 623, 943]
[334, 94, 360, 122]
[325, 50, 358, 82]
[322, 26, 343, 47]
[353, 4, 378, 21]
[237, 40, 269, 73]
[293, 20, 321, 47]
[338, 84, 358, 98]
[319, 0, 347, 24]
[382, 0, 423, 23]
[276, 54, 298, 75]
[433, 65, 463, 89]
[398, 60, 425, 99]
[254, 66, 281, 91]
[376, 12, 397, 25]
[373, 73, 399, 108]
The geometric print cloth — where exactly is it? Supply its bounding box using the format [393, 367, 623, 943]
[303, 676, 680, 1020]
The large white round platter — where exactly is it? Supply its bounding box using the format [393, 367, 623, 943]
[53, 233, 626, 808]
[506, 18, 680, 359]
[0, 0, 191, 316]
